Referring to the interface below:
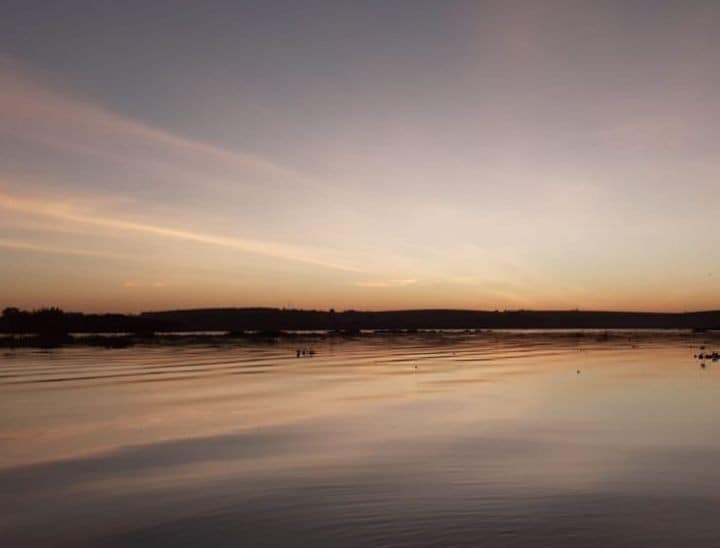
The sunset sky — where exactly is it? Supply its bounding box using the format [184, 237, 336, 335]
[1, 1, 719, 313]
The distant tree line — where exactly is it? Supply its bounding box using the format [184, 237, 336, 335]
[3, 306, 720, 335]
[140, 307, 720, 331]
[0, 307, 171, 335]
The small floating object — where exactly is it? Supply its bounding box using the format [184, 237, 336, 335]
[576, 369, 581, 374]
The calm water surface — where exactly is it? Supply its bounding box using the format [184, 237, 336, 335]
[1, 333, 719, 546]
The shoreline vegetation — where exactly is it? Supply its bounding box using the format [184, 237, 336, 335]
[1, 307, 720, 348]
[3, 329, 720, 350]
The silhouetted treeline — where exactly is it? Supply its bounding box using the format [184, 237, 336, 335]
[140, 307, 720, 332]
[0, 307, 171, 335]
[3, 307, 720, 335]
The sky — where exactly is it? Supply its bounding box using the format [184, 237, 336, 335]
[1, 0, 719, 313]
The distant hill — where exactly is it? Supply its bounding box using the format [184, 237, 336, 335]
[3, 306, 720, 334]
[140, 308, 720, 332]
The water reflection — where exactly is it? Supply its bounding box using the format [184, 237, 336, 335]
[1, 333, 720, 546]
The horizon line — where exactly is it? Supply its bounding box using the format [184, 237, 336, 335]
[5, 305, 720, 316]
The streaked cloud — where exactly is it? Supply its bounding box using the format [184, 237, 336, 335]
[0, 60, 302, 188]
[0, 238, 127, 260]
[122, 280, 168, 289]
[0, 188, 361, 272]
[356, 279, 417, 288]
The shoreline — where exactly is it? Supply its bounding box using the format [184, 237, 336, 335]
[2, 328, 719, 349]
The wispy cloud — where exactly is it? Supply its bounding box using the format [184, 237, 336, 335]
[0, 59, 308, 190]
[0, 238, 126, 260]
[122, 280, 168, 289]
[0, 189, 361, 272]
[0, 61, 365, 274]
[355, 279, 417, 288]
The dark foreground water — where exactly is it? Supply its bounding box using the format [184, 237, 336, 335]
[2, 332, 719, 547]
